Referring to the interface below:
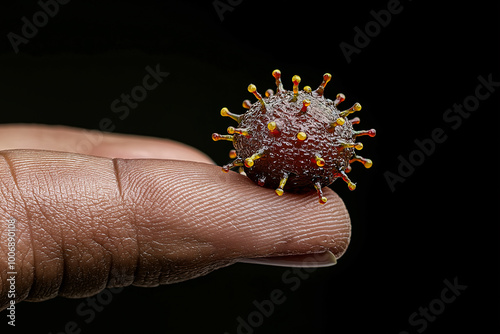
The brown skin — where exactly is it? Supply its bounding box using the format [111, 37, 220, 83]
[0, 124, 351, 310]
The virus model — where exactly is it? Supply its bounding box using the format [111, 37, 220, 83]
[212, 69, 375, 204]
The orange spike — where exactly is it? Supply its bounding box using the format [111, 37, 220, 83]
[248, 84, 266, 108]
[340, 170, 356, 190]
[220, 107, 242, 123]
[292, 75, 301, 101]
[350, 155, 373, 168]
[275, 172, 289, 196]
[242, 99, 252, 109]
[227, 126, 250, 137]
[341, 141, 363, 150]
[328, 117, 345, 132]
[222, 158, 243, 172]
[212, 133, 233, 142]
[316, 73, 332, 96]
[354, 129, 376, 138]
[314, 181, 328, 204]
[333, 93, 345, 107]
[314, 155, 325, 167]
[340, 103, 361, 118]
[300, 99, 311, 113]
[272, 69, 284, 93]
[258, 175, 266, 186]
[350, 117, 361, 125]
[244, 150, 266, 168]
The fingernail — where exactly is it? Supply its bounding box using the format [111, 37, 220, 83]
[238, 250, 337, 268]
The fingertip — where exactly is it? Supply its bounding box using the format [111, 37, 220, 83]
[166, 162, 352, 261]
[319, 187, 351, 259]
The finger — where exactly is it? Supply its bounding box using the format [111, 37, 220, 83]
[0, 124, 213, 163]
[0, 150, 350, 310]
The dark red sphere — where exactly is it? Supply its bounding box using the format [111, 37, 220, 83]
[213, 70, 375, 204]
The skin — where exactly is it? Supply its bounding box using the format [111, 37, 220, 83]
[0, 124, 351, 310]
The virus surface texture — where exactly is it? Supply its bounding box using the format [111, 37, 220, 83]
[212, 69, 375, 204]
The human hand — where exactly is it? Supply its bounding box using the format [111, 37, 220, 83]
[0, 124, 350, 310]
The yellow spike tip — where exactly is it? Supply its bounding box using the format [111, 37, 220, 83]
[314, 182, 328, 204]
[212, 133, 233, 142]
[297, 132, 307, 141]
[301, 99, 311, 113]
[315, 156, 325, 167]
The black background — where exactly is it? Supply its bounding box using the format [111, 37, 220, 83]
[0, 0, 498, 333]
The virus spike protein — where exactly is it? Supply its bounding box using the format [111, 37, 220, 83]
[272, 69, 284, 93]
[220, 107, 242, 123]
[301, 99, 311, 113]
[316, 73, 332, 96]
[275, 173, 289, 196]
[292, 75, 301, 101]
[212, 69, 375, 204]
[248, 84, 266, 108]
[314, 181, 328, 204]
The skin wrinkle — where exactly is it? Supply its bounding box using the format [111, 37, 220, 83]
[104, 213, 139, 288]
[33, 196, 76, 299]
[26, 191, 64, 301]
[0, 152, 38, 303]
[115, 159, 176, 287]
[29, 156, 101, 299]
[0, 146, 351, 310]
[110, 161, 142, 288]
[126, 159, 202, 286]
[65, 164, 130, 296]
[106, 159, 124, 287]
[112, 159, 124, 202]
[1, 151, 119, 300]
